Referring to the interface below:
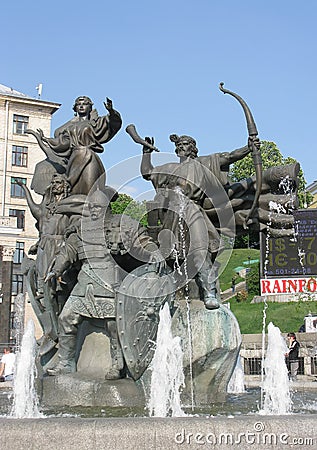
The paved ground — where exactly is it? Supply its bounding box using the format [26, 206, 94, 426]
[244, 375, 317, 390]
[220, 281, 246, 302]
[0, 381, 12, 389]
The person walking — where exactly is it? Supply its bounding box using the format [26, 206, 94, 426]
[231, 275, 237, 293]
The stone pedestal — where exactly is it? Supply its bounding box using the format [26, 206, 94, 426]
[41, 326, 145, 408]
[140, 301, 242, 406]
[40, 302, 241, 409]
[172, 301, 241, 404]
[41, 374, 145, 409]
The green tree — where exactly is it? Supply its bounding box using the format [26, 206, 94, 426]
[111, 193, 148, 226]
[233, 230, 259, 249]
[246, 264, 260, 296]
[230, 141, 283, 181]
[230, 140, 312, 208]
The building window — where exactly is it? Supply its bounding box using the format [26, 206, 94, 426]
[12, 145, 28, 167]
[11, 274, 24, 295]
[13, 242, 24, 264]
[9, 209, 25, 229]
[13, 114, 29, 134]
[10, 177, 26, 198]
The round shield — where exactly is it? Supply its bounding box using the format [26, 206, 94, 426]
[116, 264, 175, 380]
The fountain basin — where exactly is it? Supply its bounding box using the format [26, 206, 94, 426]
[0, 415, 315, 450]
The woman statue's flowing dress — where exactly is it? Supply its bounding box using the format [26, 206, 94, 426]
[44, 109, 122, 194]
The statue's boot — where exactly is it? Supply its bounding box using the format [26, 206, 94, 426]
[46, 335, 77, 376]
[202, 284, 220, 310]
[38, 334, 57, 356]
[195, 265, 220, 310]
[105, 322, 124, 380]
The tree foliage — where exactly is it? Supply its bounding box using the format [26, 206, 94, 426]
[246, 264, 260, 296]
[230, 140, 312, 208]
[233, 230, 260, 249]
[111, 193, 148, 226]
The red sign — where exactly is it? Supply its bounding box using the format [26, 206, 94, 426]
[260, 277, 317, 295]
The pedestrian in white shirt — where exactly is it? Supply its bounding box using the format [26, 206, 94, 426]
[0, 347, 16, 381]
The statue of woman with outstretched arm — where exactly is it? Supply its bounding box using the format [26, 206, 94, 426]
[27, 96, 122, 195]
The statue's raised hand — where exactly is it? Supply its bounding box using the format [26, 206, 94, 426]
[104, 97, 113, 113]
[26, 128, 42, 139]
[25, 127, 49, 148]
[248, 136, 261, 151]
[143, 136, 155, 154]
[36, 128, 47, 140]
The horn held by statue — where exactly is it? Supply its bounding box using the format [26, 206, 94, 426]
[125, 124, 159, 151]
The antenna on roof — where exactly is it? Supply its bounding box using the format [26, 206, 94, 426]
[36, 83, 43, 98]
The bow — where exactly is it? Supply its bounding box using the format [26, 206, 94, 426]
[219, 82, 262, 228]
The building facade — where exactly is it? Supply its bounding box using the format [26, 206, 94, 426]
[306, 180, 317, 209]
[0, 84, 60, 344]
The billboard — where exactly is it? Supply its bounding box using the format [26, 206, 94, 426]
[261, 209, 317, 278]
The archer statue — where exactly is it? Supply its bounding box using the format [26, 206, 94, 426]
[126, 83, 300, 308]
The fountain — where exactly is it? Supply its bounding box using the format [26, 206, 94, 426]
[148, 302, 186, 417]
[11, 293, 25, 349]
[227, 355, 245, 394]
[260, 322, 292, 415]
[10, 320, 43, 418]
[0, 85, 316, 449]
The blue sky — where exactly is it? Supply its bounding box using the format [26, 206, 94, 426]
[2, 0, 316, 198]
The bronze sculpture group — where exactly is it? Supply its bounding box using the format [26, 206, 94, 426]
[22, 86, 300, 384]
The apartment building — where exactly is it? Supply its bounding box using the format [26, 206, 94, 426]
[306, 180, 317, 209]
[0, 83, 60, 343]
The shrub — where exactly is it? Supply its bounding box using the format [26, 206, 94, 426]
[246, 264, 260, 296]
[236, 289, 248, 303]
